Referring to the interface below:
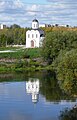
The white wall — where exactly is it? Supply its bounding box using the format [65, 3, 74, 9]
[26, 30, 40, 48]
[32, 21, 39, 29]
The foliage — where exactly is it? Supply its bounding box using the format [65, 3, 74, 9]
[10, 24, 21, 29]
[42, 30, 77, 63]
[41, 28, 77, 95]
[52, 49, 77, 79]
[59, 106, 77, 120]
[0, 27, 28, 46]
[52, 49, 77, 94]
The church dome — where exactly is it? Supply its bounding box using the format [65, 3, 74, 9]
[32, 19, 38, 22]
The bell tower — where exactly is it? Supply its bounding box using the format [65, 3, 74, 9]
[32, 19, 39, 30]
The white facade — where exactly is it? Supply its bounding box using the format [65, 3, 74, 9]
[26, 78, 39, 103]
[26, 19, 45, 48]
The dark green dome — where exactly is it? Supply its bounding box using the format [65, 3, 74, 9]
[32, 19, 38, 22]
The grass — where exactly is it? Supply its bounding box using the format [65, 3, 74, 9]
[0, 47, 20, 51]
[0, 50, 24, 59]
[0, 47, 47, 72]
[0, 47, 41, 59]
[24, 48, 41, 58]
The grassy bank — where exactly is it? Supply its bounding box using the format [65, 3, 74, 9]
[0, 47, 40, 59]
[0, 47, 41, 59]
[0, 63, 51, 73]
[0, 47, 50, 72]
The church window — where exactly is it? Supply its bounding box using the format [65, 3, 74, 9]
[34, 24, 35, 28]
[32, 34, 34, 38]
[36, 34, 38, 38]
[28, 34, 30, 38]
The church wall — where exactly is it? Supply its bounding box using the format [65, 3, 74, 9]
[26, 30, 40, 48]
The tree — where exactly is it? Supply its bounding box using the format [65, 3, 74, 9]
[59, 106, 77, 120]
[10, 24, 21, 29]
[52, 49, 77, 94]
[42, 30, 77, 64]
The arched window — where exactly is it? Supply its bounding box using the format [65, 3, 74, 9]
[32, 34, 34, 38]
[36, 34, 38, 38]
[34, 24, 35, 28]
[31, 40, 34, 47]
[28, 34, 30, 38]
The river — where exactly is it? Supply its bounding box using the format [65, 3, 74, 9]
[0, 71, 77, 120]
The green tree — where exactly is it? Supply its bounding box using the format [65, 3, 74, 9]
[59, 106, 77, 120]
[42, 30, 77, 64]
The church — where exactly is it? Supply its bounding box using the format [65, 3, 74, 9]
[26, 19, 45, 48]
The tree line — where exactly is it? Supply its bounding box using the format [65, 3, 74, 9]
[41, 27, 77, 94]
[0, 24, 29, 47]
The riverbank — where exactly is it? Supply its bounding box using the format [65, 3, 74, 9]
[0, 56, 52, 73]
[0, 47, 52, 73]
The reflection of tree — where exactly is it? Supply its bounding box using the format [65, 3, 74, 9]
[59, 105, 77, 120]
[40, 72, 61, 102]
[40, 71, 76, 102]
[59, 79, 77, 98]
[1, 71, 77, 102]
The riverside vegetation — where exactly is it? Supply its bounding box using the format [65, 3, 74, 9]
[0, 25, 77, 87]
[0, 25, 77, 117]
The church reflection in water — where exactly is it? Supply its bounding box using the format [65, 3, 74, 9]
[26, 78, 39, 103]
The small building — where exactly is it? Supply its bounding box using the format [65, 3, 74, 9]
[26, 78, 39, 103]
[0, 24, 6, 29]
[26, 19, 45, 48]
[39, 24, 46, 28]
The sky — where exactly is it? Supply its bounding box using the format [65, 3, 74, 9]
[0, 0, 77, 27]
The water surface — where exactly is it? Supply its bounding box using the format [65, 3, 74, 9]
[0, 72, 77, 120]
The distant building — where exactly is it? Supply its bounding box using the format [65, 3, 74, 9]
[52, 24, 70, 28]
[45, 24, 51, 27]
[26, 78, 39, 103]
[0, 24, 6, 29]
[39, 24, 45, 27]
[39, 24, 52, 28]
[26, 19, 45, 48]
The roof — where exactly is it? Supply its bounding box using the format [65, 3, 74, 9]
[27, 28, 45, 36]
[32, 19, 38, 22]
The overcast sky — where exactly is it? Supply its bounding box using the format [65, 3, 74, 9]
[0, 0, 77, 27]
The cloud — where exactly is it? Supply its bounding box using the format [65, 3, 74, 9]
[26, 4, 39, 15]
[0, 0, 77, 27]
[0, 0, 24, 8]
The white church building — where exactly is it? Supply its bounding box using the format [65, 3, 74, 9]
[26, 19, 45, 48]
